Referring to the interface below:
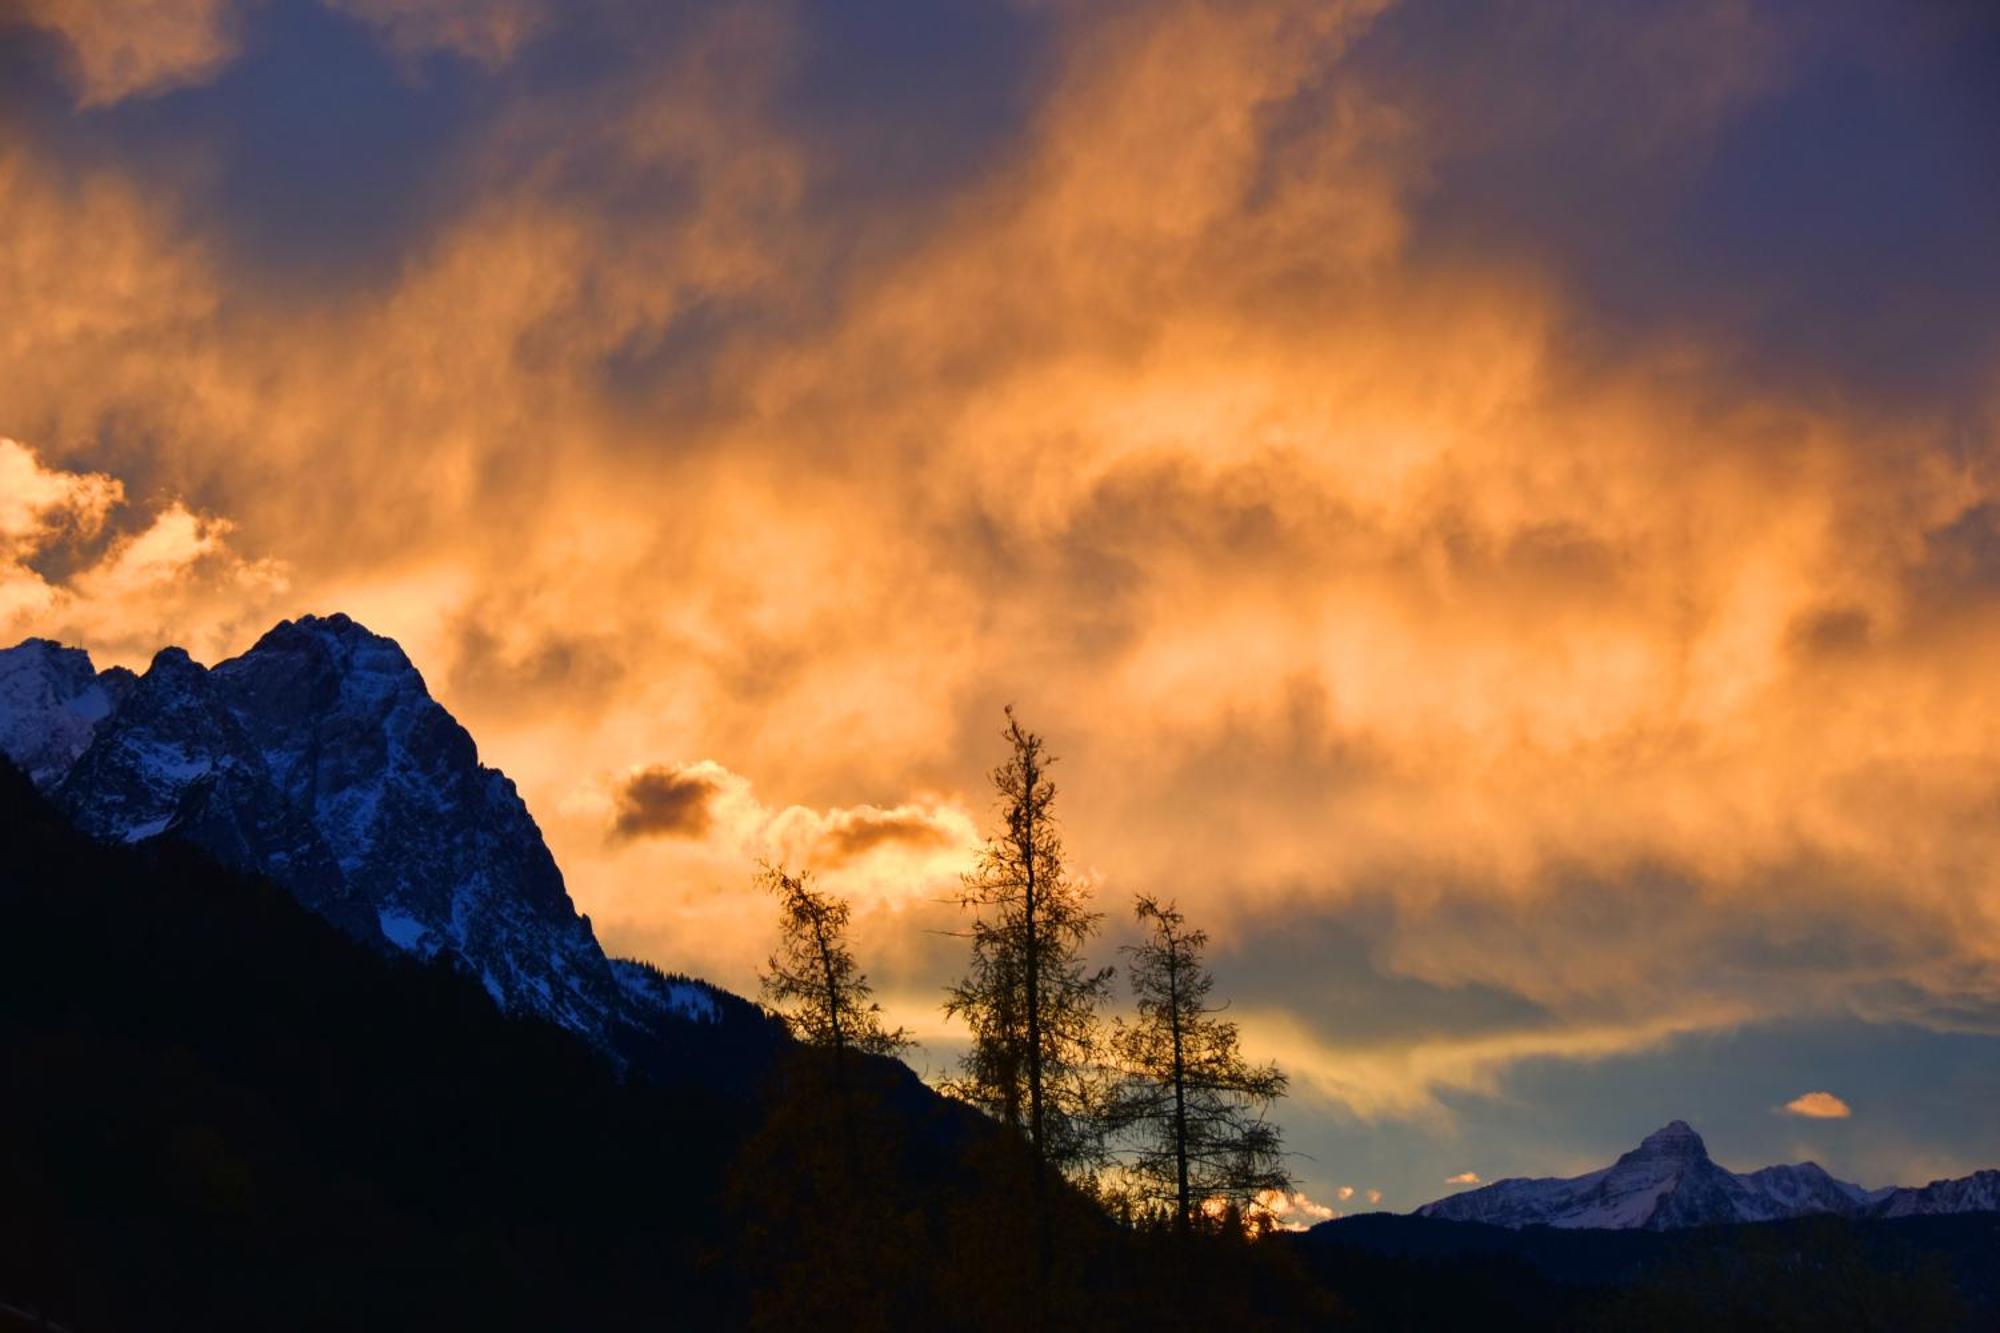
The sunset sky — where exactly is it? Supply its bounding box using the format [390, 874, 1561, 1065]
[5, 0, 2000, 1211]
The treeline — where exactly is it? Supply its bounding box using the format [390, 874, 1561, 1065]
[744, 710, 1315, 1329]
[0, 749, 1333, 1331]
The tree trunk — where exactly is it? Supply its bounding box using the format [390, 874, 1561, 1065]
[1168, 931, 1191, 1235]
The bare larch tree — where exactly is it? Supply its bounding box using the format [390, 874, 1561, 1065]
[1112, 895, 1291, 1234]
[944, 707, 1114, 1176]
[759, 864, 910, 1063]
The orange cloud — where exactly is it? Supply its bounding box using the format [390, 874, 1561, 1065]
[8, 0, 242, 105]
[1780, 1092, 1853, 1120]
[1252, 1188, 1339, 1231]
[1444, 1172, 1482, 1186]
[0, 0, 1996, 1147]
[0, 440, 285, 666]
[325, 0, 546, 66]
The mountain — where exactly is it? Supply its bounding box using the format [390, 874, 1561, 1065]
[1415, 1121, 1996, 1229]
[0, 750, 1317, 1332]
[0, 616, 752, 1075]
[0, 750, 748, 1331]
[0, 639, 134, 787]
[1873, 1169, 2000, 1218]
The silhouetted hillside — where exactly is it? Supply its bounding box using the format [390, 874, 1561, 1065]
[0, 758, 1326, 1331]
[0, 754, 755, 1330]
[5, 752, 1988, 1331]
[1289, 1211, 1993, 1331]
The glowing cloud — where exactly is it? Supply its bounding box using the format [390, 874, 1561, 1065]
[1252, 1188, 1340, 1231]
[2, 0, 1997, 1207]
[1780, 1092, 1853, 1120]
[0, 440, 285, 665]
[9, 0, 242, 105]
[1444, 1172, 1482, 1186]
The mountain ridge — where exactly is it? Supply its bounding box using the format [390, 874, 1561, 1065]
[1415, 1120, 1998, 1230]
[0, 615, 751, 1076]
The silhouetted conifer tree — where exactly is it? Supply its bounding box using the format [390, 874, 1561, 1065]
[944, 708, 1114, 1327]
[736, 866, 924, 1331]
[945, 709, 1114, 1174]
[758, 864, 910, 1063]
[1112, 896, 1291, 1234]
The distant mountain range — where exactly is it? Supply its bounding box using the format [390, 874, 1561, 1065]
[0, 616, 759, 1079]
[1415, 1121, 2000, 1229]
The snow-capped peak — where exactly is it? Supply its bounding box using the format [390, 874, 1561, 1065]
[1626, 1120, 1708, 1162]
[0, 618, 728, 1075]
[1414, 1122, 1999, 1230]
[0, 638, 134, 787]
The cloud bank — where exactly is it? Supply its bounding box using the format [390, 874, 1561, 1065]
[2, 0, 1998, 1193]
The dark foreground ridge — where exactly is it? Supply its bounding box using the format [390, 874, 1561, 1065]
[0, 758, 1329, 1331]
[1290, 1210, 1999, 1330]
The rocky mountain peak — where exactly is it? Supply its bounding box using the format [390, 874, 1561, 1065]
[1416, 1121, 1995, 1230]
[1628, 1120, 1709, 1163]
[0, 617, 728, 1074]
[0, 638, 134, 786]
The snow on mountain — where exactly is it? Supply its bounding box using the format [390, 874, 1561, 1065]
[1415, 1121, 1997, 1230]
[0, 639, 134, 787]
[1872, 1170, 2000, 1219]
[0, 616, 725, 1066]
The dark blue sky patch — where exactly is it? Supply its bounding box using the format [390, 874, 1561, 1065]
[778, 0, 1047, 203]
[1341, 0, 2000, 410]
[72, 0, 491, 293]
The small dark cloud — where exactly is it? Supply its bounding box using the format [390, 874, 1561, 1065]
[1918, 501, 2000, 595]
[813, 807, 955, 866]
[446, 617, 627, 713]
[609, 764, 718, 842]
[1788, 604, 1872, 658]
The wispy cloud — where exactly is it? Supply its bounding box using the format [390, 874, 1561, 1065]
[0, 440, 286, 666]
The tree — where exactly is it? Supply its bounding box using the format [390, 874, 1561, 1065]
[944, 709, 1113, 1329]
[944, 708, 1114, 1177]
[738, 865, 923, 1331]
[758, 864, 910, 1062]
[1112, 896, 1291, 1235]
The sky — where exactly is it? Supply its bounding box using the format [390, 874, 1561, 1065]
[4, 0, 2000, 1214]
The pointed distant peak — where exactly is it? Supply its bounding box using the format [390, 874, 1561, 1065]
[1635, 1120, 1709, 1159]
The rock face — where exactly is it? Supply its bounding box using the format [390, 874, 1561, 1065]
[1415, 1121, 1996, 1229]
[0, 616, 723, 1063]
[1872, 1169, 2000, 1219]
[0, 639, 135, 788]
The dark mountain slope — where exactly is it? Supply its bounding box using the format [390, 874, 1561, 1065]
[0, 757, 1330, 1332]
[0, 755, 748, 1332]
